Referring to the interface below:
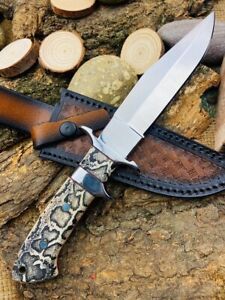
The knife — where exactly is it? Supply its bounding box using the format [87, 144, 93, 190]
[12, 13, 215, 283]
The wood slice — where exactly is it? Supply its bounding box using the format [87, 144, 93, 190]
[39, 31, 85, 73]
[68, 55, 138, 106]
[0, 38, 39, 78]
[121, 28, 164, 75]
[51, 0, 96, 18]
[158, 20, 225, 65]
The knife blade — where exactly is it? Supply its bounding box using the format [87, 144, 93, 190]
[12, 12, 215, 283]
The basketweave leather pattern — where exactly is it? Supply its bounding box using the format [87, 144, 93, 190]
[40, 89, 225, 198]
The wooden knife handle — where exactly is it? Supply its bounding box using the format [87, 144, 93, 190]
[12, 146, 114, 283]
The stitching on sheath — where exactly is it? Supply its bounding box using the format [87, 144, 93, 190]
[63, 90, 115, 115]
[41, 147, 225, 198]
[41, 150, 77, 164]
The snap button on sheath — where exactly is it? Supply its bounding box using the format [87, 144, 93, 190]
[60, 121, 77, 137]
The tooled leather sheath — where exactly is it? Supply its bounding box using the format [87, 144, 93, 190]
[40, 89, 225, 198]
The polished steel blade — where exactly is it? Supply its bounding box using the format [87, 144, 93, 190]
[99, 13, 215, 159]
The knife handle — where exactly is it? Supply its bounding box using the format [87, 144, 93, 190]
[12, 146, 114, 283]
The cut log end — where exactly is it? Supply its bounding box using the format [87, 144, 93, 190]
[0, 38, 39, 78]
[51, 0, 96, 18]
[39, 31, 85, 73]
[120, 28, 164, 75]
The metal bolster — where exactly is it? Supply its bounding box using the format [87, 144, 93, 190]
[80, 126, 139, 170]
[71, 167, 110, 199]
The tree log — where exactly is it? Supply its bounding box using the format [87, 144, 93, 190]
[0, 0, 49, 38]
[0, 141, 62, 228]
[159, 65, 220, 138]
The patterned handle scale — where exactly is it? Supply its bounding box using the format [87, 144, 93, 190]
[12, 147, 114, 283]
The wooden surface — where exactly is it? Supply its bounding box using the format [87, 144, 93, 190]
[159, 66, 220, 138]
[0, 0, 221, 299]
[0, 257, 20, 300]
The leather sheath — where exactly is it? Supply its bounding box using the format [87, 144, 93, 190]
[0, 86, 110, 148]
[0, 86, 53, 131]
[1, 86, 225, 198]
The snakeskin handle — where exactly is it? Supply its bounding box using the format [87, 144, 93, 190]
[12, 146, 114, 283]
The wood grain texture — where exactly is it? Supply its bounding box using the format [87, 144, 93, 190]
[0, 141, 62, 228]
[0, 257, 21, 300]
[13, 147, 114, 283]
[158, 65, 220, 139]
[11, 0, 49, 40]
[121, 28, 164, 75]
[51, 0, 96, 19]
[39, 31, 85, 73]
[0, 39, 39, 78]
